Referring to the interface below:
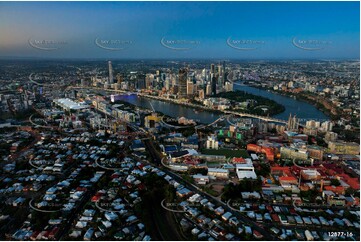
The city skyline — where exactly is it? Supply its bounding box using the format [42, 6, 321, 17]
[0, 1, 360, 59]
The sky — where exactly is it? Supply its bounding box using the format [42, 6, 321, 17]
[0, 1, 359, 59]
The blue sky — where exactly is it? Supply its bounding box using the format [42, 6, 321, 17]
[0, 1, 359, 59]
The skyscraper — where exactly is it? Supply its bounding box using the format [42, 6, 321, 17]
[178, 68, 188, 99]
[287, 114, 299, 131]
[145, 74, 153, 89]
[223, 61, 227, 83]
[165, 77, 170, 91]
[187, 80, 194, 96]
[218, 63, 222, 76]
[108, 61, 113, 85]
[206, 83, 212, 96]
[136, 74, 146, 90]
[210, 64, 215, 74]
[211, 74, 217, 95]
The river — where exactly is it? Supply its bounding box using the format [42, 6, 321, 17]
[233, 82, 329, 121]
[116, 82, 329, 124]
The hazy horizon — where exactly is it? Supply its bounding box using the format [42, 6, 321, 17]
[0, 1, 359, 59]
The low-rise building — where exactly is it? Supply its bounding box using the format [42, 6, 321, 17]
[192, 174, 209, 185]
[280, 146, 308, 160]
[207, 168, 229, 179]
[328, 141, 360, 155]
[235, 159, 257, 180]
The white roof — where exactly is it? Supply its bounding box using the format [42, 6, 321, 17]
[302, 169, 320, 176]
[54, 98, 87, 110]
[75, 221, 87, 228]
[208, 168, 229, 173]
[193, 174, 209, 179]
[236, 170, 257, 180]
[251, 154, 259, 160]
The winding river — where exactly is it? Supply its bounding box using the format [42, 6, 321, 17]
[116, 82, 329, 124]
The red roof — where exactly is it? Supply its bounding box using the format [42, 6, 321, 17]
[233, 157, 246, 163]
[271, 213, 280, 222]
[324, 186, 345, 194]
[30, 231, 40, 240]
[253, 230, 263, 238]
[42, 231, 50, 239]
[271, 166, 290, 171]
[137, 184, 146, 190]
[266, 205, 273, 212]
[49, 227, 59, 238]
[91, 195, 101, 202]
[76, 187, 87, 192]
[111, 174, 120, 179]
[344, 177, 360, 190]
[289, 208, 297, 215]
[279, 176, 297, 182]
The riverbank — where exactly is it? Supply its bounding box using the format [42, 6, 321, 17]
[108, 83, 328, 124]
[213, 90, 285, 116]
[143, 93, 224, 115]
[245, 84, 335, 120]
[233, 82, 329, 121]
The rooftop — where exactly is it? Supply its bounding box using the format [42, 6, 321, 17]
[54, 98, 87, 110]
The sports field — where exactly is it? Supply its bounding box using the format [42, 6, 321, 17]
[201, 148, 249, 158]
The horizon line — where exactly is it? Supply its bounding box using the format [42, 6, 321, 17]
[0, 56, 359, 62]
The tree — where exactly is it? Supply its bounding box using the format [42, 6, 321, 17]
[164, 185, 176, 202]
[330, 179, 341, 186]
[188, 167, 207, 175]
[256, 163, 271, 177]
[345, 187, 357, 196]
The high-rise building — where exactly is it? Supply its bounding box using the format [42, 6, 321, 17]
[114, 74, 122, 90]
[165, 77, 170, 91]
[136, 74, 146, 90]
[206, 83, 212, 96]
[325, 131, 338, 142]
[198, 89, 205, 100]
[287, 114, 299, 131]
[223, 61, 227, 82]
[145, 74, 153, 90]
[210, 64, 215, 74]
[108, 61, 113, 85]
[218, 64, 222, 76]
[116, 74, 123, 84]
[187, 80, 194, 96]
[178, 68, 188, 99]
[206, 135, 219, 149]
[211, 75, 217, 95]
[321, 121, 333, 132]
[224, 81, 233, 92]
